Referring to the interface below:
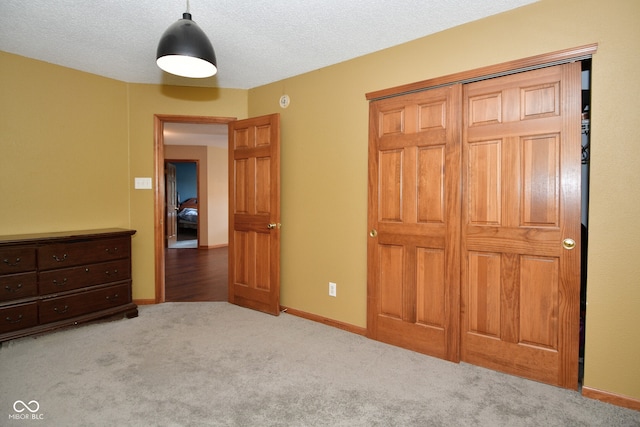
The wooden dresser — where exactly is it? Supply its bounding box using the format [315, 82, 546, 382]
[0, 228, 138, 342]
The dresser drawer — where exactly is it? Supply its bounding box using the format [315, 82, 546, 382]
[0, 272, 38, 302]
[0, 229, 136, 342]
[39, 283, 130, 323]
[38, 237, 130, 270]
[0, 302, 38, 334]
[0, 247, 37, 274]
[39, 259, 130, 295]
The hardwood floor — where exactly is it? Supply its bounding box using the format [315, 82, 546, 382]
[165, 246, 228, 302]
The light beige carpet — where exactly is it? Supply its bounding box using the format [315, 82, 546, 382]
[1, 302, 638, 426]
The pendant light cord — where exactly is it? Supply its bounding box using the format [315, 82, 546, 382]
[186, 0, 190, 14]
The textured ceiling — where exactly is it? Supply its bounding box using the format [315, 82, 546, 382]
[0, 0, 536, 90]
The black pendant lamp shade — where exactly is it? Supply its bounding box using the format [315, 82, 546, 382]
[156, 12, 217, 78]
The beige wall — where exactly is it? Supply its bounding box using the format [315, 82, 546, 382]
[0, 61, 247, 302]
[207, 145, 229, 246]
[0, 52, 130, 235]
[1, 0, 638, 403]
[248, 0, 640, 400]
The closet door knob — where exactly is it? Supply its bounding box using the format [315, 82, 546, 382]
[562, 238, 576, 250]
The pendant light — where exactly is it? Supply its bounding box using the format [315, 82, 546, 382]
[156, 1, 217, 78]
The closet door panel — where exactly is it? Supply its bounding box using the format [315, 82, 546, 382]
[368, 85, 462, 362]
[461, 63, 582, 389]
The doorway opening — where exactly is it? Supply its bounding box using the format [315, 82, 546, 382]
[579, 58, 592, 385]
[166, 160, 199, 249]
[154, 115, 235, 303]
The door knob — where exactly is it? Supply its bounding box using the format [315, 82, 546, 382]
[562, 238, 576, 250]
[267, 223, 281, 229]
[369, 229, 378, 237]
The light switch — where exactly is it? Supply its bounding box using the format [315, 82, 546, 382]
[134, 177, 152, 189]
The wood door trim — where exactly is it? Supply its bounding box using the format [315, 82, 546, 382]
[153, 114, 236, 304]
[582, 387, 640, 412]
[365, 43, 597, 101]
[281, 306, 367, 336]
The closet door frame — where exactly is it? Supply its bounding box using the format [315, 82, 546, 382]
[366, 44, 597, 102]
[366, 44, 597, 389]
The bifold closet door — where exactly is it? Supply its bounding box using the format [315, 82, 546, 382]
[460, 62, 582, 389]
[367, 85, 462, 362]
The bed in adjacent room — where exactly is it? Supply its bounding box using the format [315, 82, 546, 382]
[177, 197, 198, 230]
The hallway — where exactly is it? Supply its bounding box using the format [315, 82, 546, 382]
[165, 247, 228, 302]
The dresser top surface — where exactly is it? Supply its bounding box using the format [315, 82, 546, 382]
[0, 228, 136, 246]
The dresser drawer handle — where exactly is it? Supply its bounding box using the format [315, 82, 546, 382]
[105, 247, 119, 254]
[53, 305, 69, 314]
[2, 257, 21, 267]
[106, 293, 120, 302]
[5, 314, 24, 324]
[105, 269, 119, 276]
[52, 254, 68, 263]
[52, 278, 68, 287]
[4, 283, 23, 293]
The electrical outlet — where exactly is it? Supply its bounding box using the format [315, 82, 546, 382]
[329, 282, 337, 297]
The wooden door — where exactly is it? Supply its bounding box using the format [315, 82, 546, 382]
[367, 85, 462, 361]
[165, 162, 178, 248]
[228, 114, 281, 315]
[461, 63, 582, 388]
